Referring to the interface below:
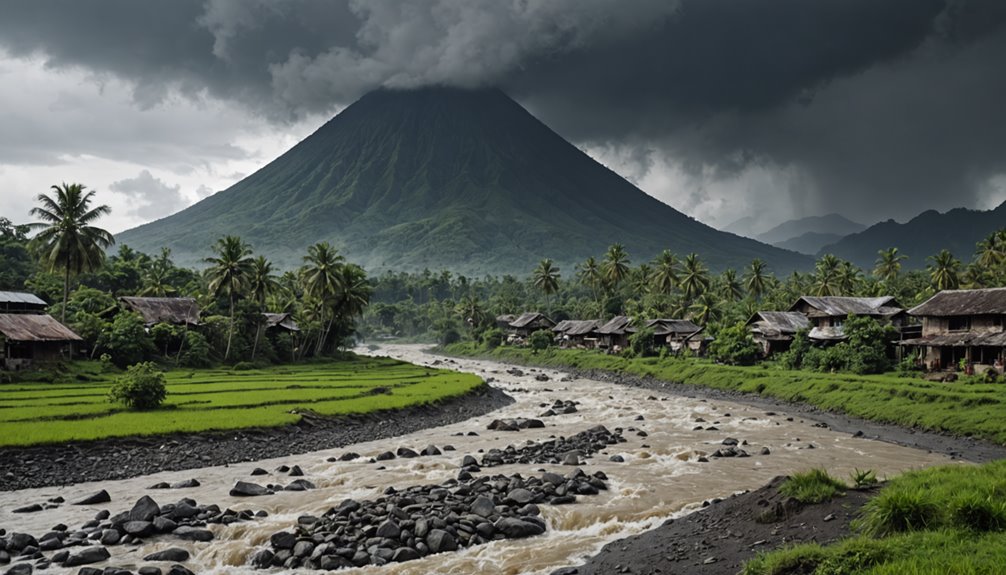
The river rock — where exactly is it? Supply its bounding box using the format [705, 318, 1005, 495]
[123, 520, 155, 537]
[270, 532, 297, 550]
[230, 481, 270, 496]
[73, 490, 111, 506]
[494, 517, 545, 539]
[64, 546, 110, 567]
[129, 496, 161, 522]
[4, 564, 32, 575]
[426, 529, 457, 553]
[144, 548, 190, 562]
[173, 527, 213, 542]
[470, 496, 496, 518]
[170, 479, 200, 489]
[375, 520, 400, 539]
[391, 547, 420, 563]
[167, 565, 195, 575]
[338, 452, 360, 461]
[506, 489, 534, 505]
[250, 468, 268, 476]
[375, 451, 395, 461]
[421, 445, 442, 456]
[396, 447, 418, 458]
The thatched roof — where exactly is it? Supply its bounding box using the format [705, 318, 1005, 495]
[0, 314, 82, 342]
[263, 312, 300, 332]
[496, 314, 517, 324]
[597, 315, 633, 335]
[746, 311, 811, 338]
[554, 320, 600, 336]
[790, 296, 903, 318]
[908, 288, 1006, 317]
[510, 312, 555, 329]
[901, 332, 1006, 347]
[643, 318, 702, 336]
[119, 296, 200, 326]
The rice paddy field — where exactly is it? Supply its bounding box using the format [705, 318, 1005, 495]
[0, 356, 483, 447]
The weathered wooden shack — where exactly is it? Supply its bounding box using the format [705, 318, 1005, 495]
[789, 296, 905, 343]
[899, 288, 1006, 372]
[642, 319, 709, 354]
[596, 315, 633, 350]
[553, 319, 600, 348]
[746, 311, 811, 355]
[119, 296, 201, 327]
[263, 312, 300, 333]
[0, 291, 48, 314]
[0, 313, 82, 369]
[508, 312, 556, 338]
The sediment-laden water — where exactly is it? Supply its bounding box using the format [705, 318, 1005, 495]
[0, 345, 958, 574]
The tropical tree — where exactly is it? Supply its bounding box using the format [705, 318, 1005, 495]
[679, 253, 710, 300]
[927, 249, 961, 291]
[301, 242, 346, 355]
[328, 263, 371, 349]
[139, 248, 178, 297]
[719, 269, 744, 302]
[603, 244, 630, 291]
[874, 247, 907, 283]
[248, 256, 280, 360]
[813, 254, 842, 296]
[744, 259, 769, 300]
[577, 256, 603, 310]
[532, 258, 560, 311]
[837, 260, 863, 295]
[204, 236, 254, 361]
[28, 183, 114, 321]
[689, 292, 721, 326]
[651, 250, 679, 295]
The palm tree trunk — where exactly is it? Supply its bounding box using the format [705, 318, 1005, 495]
[62, 265, 70, 323]
[175, 323, 188, 366]
[225, 295, 235, 361]
[251, 323, 262, 360]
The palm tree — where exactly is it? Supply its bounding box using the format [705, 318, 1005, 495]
[720, 269, 744, 302]
[651, 250, 679, 295]
[813, 254, 842, 296]
[743, 259, 769, 300]
[532, 259, 560, 311]
[603, 244, 630, 291]
[248, 256, 280, 360]
[328, 264, 371, 349]
[689, 292, 721, 326]
[204, 236, 254, 361]
[301, 242, 345, 355]
[679, 253, 710, 300]
[29, 183, 114, 322]
[577, 257, 603, 310]
[837, 261, 863, 295]
[139, 248, 177, 297]
[630, 264, 652, 297]
[927, 249, 961, 291]
[874, 247, 907, 283]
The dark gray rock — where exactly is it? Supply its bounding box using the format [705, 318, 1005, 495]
[270, 532, 297, 550]
[426, 529, 457, 554]
[470, 496, 496, 518]
[170, 479, 200, 489]
[98, 530, 120, 546]
[123, 521, 155, 537]
[128, 496, 161, 522]
[494, 517, 545, 539]
[391, 547, 420, 563]
[11, 504, 42, 514]
[3, 563, 32, 575]
[230, 481, 269, 497]
[375, 520, 400, 539]
[396, 448, 418, 458]
[138, 567, 162, 575]
[250, 468, 268, 476]
[173, 527, 213, 542]
[375, 451, 395, 461]
[64, 546, 111, 567]
[73, 491, 111, 506]
[144, 548, 190, 562]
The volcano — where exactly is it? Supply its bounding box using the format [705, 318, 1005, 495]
[117, 87, 809, 275]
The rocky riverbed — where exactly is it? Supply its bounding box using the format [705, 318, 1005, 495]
[0, 345, 966, 574]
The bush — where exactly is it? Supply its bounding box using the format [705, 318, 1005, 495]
[179, 331, 212, 368]
[859, 488, 941, 537]
[708, 324, 761, 365]
[950, 495, 1006, 532]
[99, 312, 155, 368]
[780, 469, 847, 504]
[529, 329, 553, 353]
[108, 362, 167, 410]
[440, 328, 461, 346]
[627, 327, 657, 358]
[481, 328, 504, 350]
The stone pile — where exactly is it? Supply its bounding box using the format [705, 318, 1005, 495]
[539, 399, 578, 417]
[472, 425, 625, 469]
[251, 469, 609, 570]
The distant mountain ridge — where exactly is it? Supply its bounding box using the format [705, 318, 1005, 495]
[757, 213, 866, 245]
[818, 201, 1006, 268]
[117, 87, 810, 275]
[772, 231, 845, 255]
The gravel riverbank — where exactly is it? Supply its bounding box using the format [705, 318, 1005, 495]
[0, 383, 513, 492]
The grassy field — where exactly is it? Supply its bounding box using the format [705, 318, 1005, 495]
[446, 343, 1006, 444]
[0, 356, 483, 447]
[744, 461, 1006, 575]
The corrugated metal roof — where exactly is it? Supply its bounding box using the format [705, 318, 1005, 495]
[555, 320, 600, 336]
[0, 291, 47, 306]
[747, 311, 811, 332]
[119, 297, 200, 326]
[909, 288, 1006, 317]
[597, 315, 633, 335]
[791, 296, 902, 317]
[644, 318, 702, 336]
[263, 312, 300, 331]
[0, 314, 82, 342]
[510, 312, 554, 328]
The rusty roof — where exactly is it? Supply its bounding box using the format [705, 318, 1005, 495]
[0, 314, 82, 342]
[790, 296, 902, 318]
[909, 288, 1006, 317]
[119, 296, 201, 326]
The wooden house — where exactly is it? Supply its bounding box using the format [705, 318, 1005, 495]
[495, 314, 516, 330]
[0, 291, 82, 369]
[746, 311, 811, 355]
[263, 312, 300, 333]
[596, 315, 633, 350]
[507, 312, 556, 338]
[789, 296, 905, 343]
[899, 288, 1006, 372]
[119, 296, 201, 327]
[553, 319, 600, 348]
[642, 319, 709, 354]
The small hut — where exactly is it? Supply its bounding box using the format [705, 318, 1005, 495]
[746, 311, 811, 355]
[789, 296, 905, 343]
[597, 315, 633, 350]
[0, 313, 82, 369]
[119, 297, 201, 327]
[899, 287, 1006, 372]
[643, 319, 708, 354]
[553, 319, 601, 348]
[508, 312, 556, 338]
[0, 291, 48, 314]
[262, 312, 300, 332]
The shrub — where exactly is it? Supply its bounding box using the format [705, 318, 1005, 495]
[481, 328, 504, 350]
[108, 362, 167, 410]
[529, 329, 553, 353]
[99, 312, 155, 368]
[950, 495, 1006, 532]
[850, 468, 879, 488]
[440, 328, 461, 346]
[232, 361, 259, 371]
[780, 469, 847, 504]
[179, 331, 212, 368]
[859, 488, 941, 536]
[627, 327, 657, 358]
[708, 324, 761, 365]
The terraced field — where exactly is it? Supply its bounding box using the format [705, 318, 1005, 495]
[0, 356, 483, 447]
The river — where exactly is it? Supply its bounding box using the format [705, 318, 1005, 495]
[0, 344, 957, 574]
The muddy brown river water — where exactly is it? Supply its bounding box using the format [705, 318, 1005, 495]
[0, 345, 959, 574]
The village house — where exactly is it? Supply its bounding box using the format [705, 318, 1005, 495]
[119, 296, 201, 327]
[789, 296, 906, 343]
[552, 319, 600, 348]
[642, 319, 710, 354]
[596, 315, 633, 350]
[745, 311, 811, 355]
[899, 287, 1006, 373]
[263, 312, 300, 333]
[506, 312, 556, 340]
[0, 291, 82, 369]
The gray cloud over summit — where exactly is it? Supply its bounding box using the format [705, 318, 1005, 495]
[1, 0, 1004, 230]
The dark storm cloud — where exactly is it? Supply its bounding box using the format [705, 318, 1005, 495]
[0, 0, 1004, 225]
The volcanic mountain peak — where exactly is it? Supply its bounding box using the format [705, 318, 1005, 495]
[118, 87, 809, 275]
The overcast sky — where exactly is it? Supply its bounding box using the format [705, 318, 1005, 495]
[1, 0, 1004, 236]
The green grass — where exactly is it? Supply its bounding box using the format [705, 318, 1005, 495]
[780, 469, 848, 504]
[743, 461, 1006, 575]
[0, 356, 483, 447]
[445, 344, 1006, 444]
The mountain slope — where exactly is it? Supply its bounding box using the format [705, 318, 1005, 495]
[757, 213, 865, 245]
[818, 202, 1006, 268]
[118, 87, 810, 275]
[773, 232, 845, 255]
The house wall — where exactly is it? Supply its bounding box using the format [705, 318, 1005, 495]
[922, 315, 1006, 336]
